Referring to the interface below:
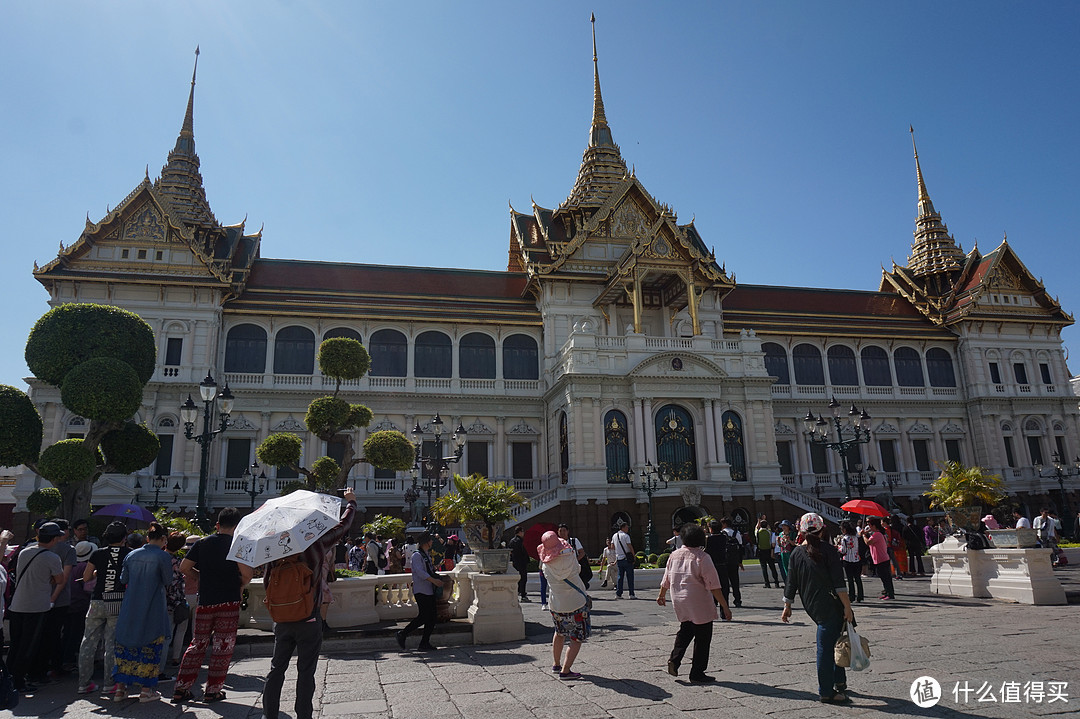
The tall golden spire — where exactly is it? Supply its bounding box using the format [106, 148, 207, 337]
[563, 15, 627, 209]
[906, 126, 963, 281]
[156, 46, 217, 228]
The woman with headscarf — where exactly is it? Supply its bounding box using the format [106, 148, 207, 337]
[781, 513, 855, 705]
[656, 523, 732, 682]
[112, 522, 173, 702]
[538, 530, 590, 680]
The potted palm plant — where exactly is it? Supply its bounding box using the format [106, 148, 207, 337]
[429, 473, 528, 573]
[924, 461, 1007, 534]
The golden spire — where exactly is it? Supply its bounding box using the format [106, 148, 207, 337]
[180, 45, 200, 144]
[906, 126, 963, 281]
[590, 13, 609, 139]
[911, 125, 934, 217]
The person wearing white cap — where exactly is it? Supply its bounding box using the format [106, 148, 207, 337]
[780, 513, 855, 705]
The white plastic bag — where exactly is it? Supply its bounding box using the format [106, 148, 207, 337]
[848, 621, 870, 672]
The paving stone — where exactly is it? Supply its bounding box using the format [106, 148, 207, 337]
[322, 699, 390, 715]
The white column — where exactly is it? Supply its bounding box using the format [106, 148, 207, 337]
[703, 399, 718, 464]
[643, 398, 655, 462]
[633, 399, 645, 466]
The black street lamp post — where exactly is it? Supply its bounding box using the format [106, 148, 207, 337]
[629, 460, 669, 555]
[805, 397, 873, 504]
[243, 461, 267, 510]
[181, 372, 235, 529]
[1035, 451, 1080, 517]
[848, 462, 879, 500]
[151, 474, 168, 511]
[410, 413, 467, 531]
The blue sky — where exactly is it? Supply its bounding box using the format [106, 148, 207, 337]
[2, 1, 1078, 390]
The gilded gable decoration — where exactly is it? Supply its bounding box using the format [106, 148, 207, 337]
[123, 204, 166, 243]
[611, 202, 649, 239]
[988, 265, 1022, 290]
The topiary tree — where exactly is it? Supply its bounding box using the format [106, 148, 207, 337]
[26, 487, 63, 517]
[362, 513, 406, 542]
[0, 304, 160, 520]
[256, 337, 414, 492]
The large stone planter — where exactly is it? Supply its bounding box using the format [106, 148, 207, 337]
[944, 505, 984, 532]
[929, 535, 1065, 605]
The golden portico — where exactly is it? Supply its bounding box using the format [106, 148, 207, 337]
[19, 30, 1079, 550]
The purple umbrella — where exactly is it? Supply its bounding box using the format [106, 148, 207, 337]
[92, 503, 156, 524]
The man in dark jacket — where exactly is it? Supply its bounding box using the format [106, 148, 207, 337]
[508, 526, 529, 601]
[261, 489, 357, 719]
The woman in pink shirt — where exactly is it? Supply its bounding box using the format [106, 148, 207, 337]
[862, 517, 894, 600]
[657, 524, 732, 682]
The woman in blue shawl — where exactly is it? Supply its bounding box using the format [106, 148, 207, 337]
[113, 522, 173, 702]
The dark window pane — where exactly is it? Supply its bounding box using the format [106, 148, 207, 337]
[926, 348, 956, 387]
[827, 346, 858, 386]
[164, 338, 183, 366]
[326, 437, 347, 467]
[369, 329, 408, 377]
[467, 441, 489, 477]
[414, 331, 452, 378]
[894, 347, 924, 387]
[1003, 436, 1016, 468]
[373, 464, 396, 479]
[878, 439, 898, 473]
[989, 362, 1002, 384]
[860, 346, 891, 386]
[277, 461, 299, 479]
[224, 324, 267, 373]
[809, 442, 829, 474]
[722, 411, 747, 481]
[226, 438, 252, 478]
[776, 441, 793, 476]
[274, 326, 316, 375]
[604, 410, 630, 483]
[459, 333, 496, 379]
[154, 434, 174, 475]
[912, 439, 931, 472]
[792, 344, 825, 385]
[945, 439, 962, 464]
[762, 343, 790, 385]
[1013, 363, 1029, 385]
[655, 405, 698, 481]
[512, 442, 532, 479]
[560, 413, 570, 484]
[503, 335, 539, 380]
[322, 327, 362, 342]
[1040, 363, 1052, 385]
[1027, 436, 1043, 466]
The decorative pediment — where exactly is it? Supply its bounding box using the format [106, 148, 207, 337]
[940, 422, 965, 435]
[987, 264, 1023, 290]
[466, 420, 493, 435]
[230, 414, 257, 431]
[773, 421, 795, 436]
[508, 420, 538, 435]
[629, 353, 726, 379]
[875, 421, 899, 435]
[610, 200, 650, 240]
[123, 202, 167, 243]
[907, 422, 932, 434]
[273, 416, 306, 432]
[373, 418, 400, 432]
[679, 484, 703, 508]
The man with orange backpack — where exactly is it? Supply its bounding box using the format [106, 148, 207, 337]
[261, 488, 357, 719]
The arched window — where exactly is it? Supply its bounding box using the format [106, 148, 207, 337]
[792, 344, 825, 386]
[722, 410, 747, 481]
[414, 331, 452, 378]
[894, 347, 924, 387]
[503, 334, 539, 380]
[926, 348, 956, 387]
[559, 412, 569, 484]
[368, 329, 408, 377]
[860, 346, 891, 386]
[273, 326, 316, 375]
[655, 405, 697, 481]
[459, 332, 495, 379]
[604, 410, 630, 483]
[322, 327, 362, 343]
[224, 324, 267, 373]
[827, 346, 858, 386]
[762, 342, 790, 385]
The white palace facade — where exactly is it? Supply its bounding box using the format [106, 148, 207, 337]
[16, 41, 1080, 549]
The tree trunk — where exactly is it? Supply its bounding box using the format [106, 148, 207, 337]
[62, 477, 94, 522]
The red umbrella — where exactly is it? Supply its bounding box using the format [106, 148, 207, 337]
[840, 499, 890, 517]
[523, 522, 558, 560]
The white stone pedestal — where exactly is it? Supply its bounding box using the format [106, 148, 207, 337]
[467, 572, 525, 644]
[929, 536, 1066, 605]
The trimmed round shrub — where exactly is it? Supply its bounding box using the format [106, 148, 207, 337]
[258, 433, 304, 468]
[346, 404, 373, 429]
[657, 552, 671, 568]
[363, 430, 415, 471]
[311, 456, 341, 490]
[0, 385, 44, 467]
[27, 486, 63, 515]
[647, 553, 659, 564]
[38, 439, 97, 488]
[26, 303, 156, 387]
[100, 421, 160, 473]
[305, 396, 351, 436]
[60, 358, 142, 422]
[318, 338, 370, 381]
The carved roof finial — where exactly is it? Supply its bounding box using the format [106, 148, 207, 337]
[590, 13, 608, 136]
[906, 126, 964, 280]
[181, 46, 199, 143]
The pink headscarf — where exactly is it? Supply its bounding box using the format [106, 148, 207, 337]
[537, 530, 571, 563]
[982, 515, 1000, 530]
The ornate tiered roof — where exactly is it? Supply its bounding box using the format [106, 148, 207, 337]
[906, 127, 965, 280]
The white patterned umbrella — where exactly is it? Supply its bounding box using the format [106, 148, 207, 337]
[229, 490, 344, 567]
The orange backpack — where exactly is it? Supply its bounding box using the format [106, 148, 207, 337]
[264, 555, 315, 623]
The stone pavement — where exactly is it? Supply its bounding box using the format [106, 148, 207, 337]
[13, 564, 1080, 719]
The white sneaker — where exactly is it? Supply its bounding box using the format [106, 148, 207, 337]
[540, 603, 549, 611]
